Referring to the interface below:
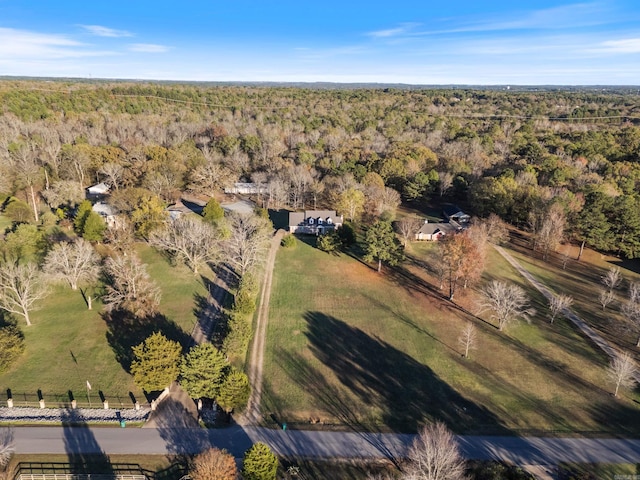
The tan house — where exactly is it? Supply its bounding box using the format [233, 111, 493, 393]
[415, 221, 457, 241]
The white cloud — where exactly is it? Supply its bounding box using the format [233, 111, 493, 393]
[598, 38, 640, 53]
[128, 43, 170, 53]
[389, 2, 617, 37]
[79, 25, 133, 37]
[367, 23, 419, 38]
[0, 27, 116, 59]
[468, 2, 611, 32]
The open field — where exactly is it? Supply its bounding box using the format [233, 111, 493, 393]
[0, 244, 210, 404]
[505, 231, 640, 359]
[262, 236, 640, 434]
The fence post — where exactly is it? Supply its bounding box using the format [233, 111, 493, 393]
[71, 399, 77, 409]
[6, 398, 13, 408]
[103, 400, 109, 409]
[39, 399, 45, 409]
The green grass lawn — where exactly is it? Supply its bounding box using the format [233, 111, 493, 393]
[262, 237, 640, 434]
[503, 237, 640, 359]
[0, 244, 211, 405]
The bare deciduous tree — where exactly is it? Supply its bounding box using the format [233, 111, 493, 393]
[404, 421, 467, 480]
[530, 203, 565, 261]
[481, 213, 509, 245]
[98, 162, 124, 190]
[621, 301, 640, 347]
[397, 216, 423, 247]
[43, 239, 101, 291]
[599, 288, 615, 311]
[0, 262, 49, 327]
[102, 255, 161, 317]
[480, 280, 534, 331]
[0, 427, 14, 469]
[12, 142, 42, 223]
[103, 217, 135, 254]
[629, 282, 640, 304]
[188, 153, 235, 197]
[149, 215, 221, 275]
[458, 322, 477, 359]
[548, 294, 573, 324]
[607, 351, 637, 397]
[40, 180, 85, 209]
[288, 164, 313, 210]
[224, 212, 272, 277]
[437, 171, 454, 198]
[602, 267, 622, 293]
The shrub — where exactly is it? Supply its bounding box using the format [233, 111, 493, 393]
[281, 234, 297, 248]
[234, 287, 257, 315]
[0, 326, 25, 373]
[222, 311, 252, 358]
[239, 272, 259, 297]
[190, 447, 238, 480]
[202, 198, 224, 224]
[317, 231, 340, 253]
[242, 442, 279, 480]
[217, 369, 251, 414]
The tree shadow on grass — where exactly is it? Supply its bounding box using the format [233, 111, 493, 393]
[293, 311, 510, 435]
[275, 348, 409, 466]
[103, 309, 191, 375]
[588, 397, 640, 436]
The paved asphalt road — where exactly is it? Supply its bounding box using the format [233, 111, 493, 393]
[9, 425, 640, 464]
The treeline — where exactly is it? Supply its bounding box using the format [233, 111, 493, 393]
[1, 80, 639, 257]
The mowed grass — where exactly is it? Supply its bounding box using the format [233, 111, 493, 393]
[0, 244, 210, 404]
[503, 235, 640, 358]
[263, 238, 640, 434]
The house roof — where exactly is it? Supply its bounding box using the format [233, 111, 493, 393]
[417, 222, 456, 236]
[442, 204, 470, 219]
[87, 182, 110, 194]
[92, 201, 117, 217]
[288, 210, 342, 227]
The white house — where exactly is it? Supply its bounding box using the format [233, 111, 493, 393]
[86, 182, 111, 197]
[289, 210, 343, 235]
[224, 182, 268, 195]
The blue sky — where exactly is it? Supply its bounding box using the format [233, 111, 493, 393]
[1, 0, 639, 84]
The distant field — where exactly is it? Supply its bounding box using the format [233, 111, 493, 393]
[262, 236, 640, 434]
[0, 244, 210, 405]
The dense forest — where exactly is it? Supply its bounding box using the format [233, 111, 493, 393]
[1, 80, 639, 258]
